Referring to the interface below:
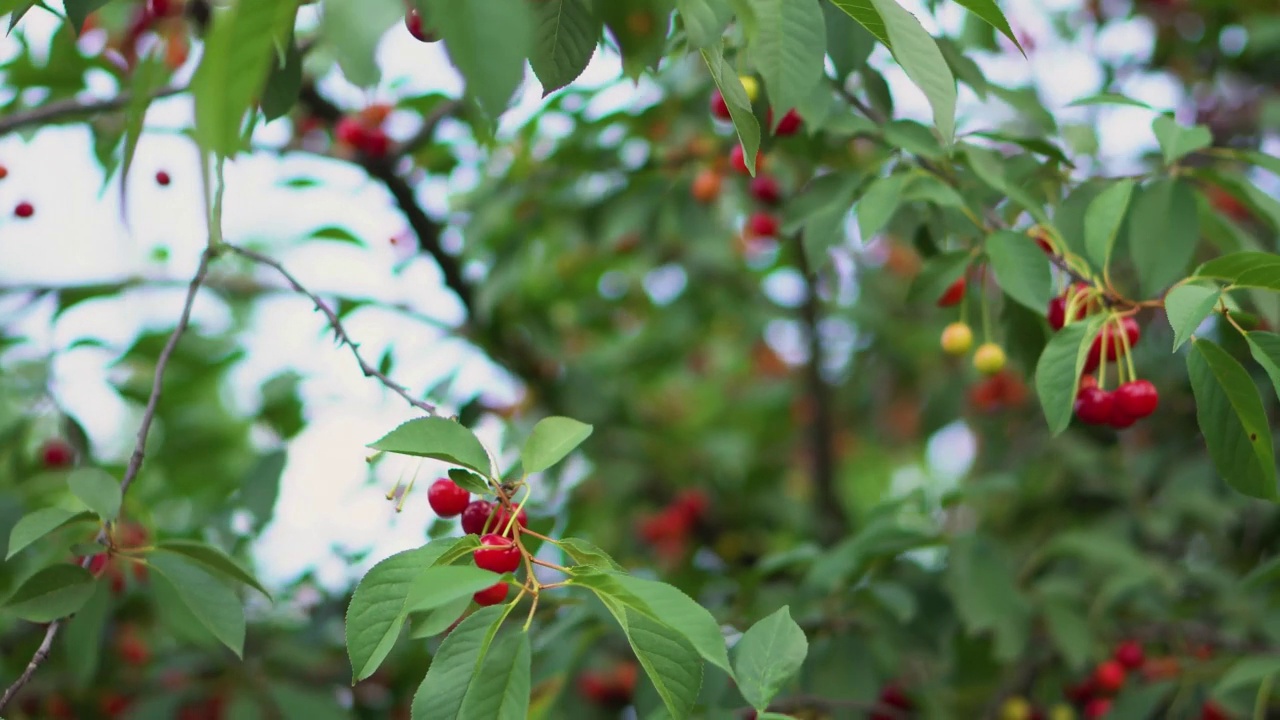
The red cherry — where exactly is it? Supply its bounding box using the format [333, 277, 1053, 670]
[404, 9, 439, 42]
[41, 439, 74, 468]
[155, 170, 171, 186]
[1114, 380, 1158, 419]
[472, 581, 509, 606]
[490, 505, 529, 537]
[1088, 317, 1141, 365]
[357, 127, 391, 157]
[1065, 678, 1098, 704]
[1109, 404, 1139, 429]
[710, 90, 731, 121]
[118, 633, 150, 666]
[87, 554, 110, 576]
[335, 117, 365, 146]
[1093, 659, 1126, 693]
[1036, 236, 1053, 254]
[871, 684, 913, 720]
[1113, 640, 1145, 670]
[729, 144, 761, 175]
[147, 0, 177, 17]
[460, 500, 493, 535]
[1074, 387, 1114, 426]
[749, 175, 782, 204]
[774, 109, 803, 136]
[937, 278, 966, 308]
[1200, 701, 1230, 720]
[427, 478, 470, 517]
[746, 211, 779, 239]
[1048, 296, 1067, 330]
[1079, 374, 1098, 390]
[474, 533, 521, 574]
[1084, 697, 1112, 719]
[0, 164, 8, 180]
[14, 200, 34, 218]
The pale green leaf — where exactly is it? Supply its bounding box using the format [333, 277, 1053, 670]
[529, 0, 599, 95]
[869, 0, 955, 143]
[985, 229, 1052, 313]
[678, 0, 733, 49]
[456, 631, 531, 720]
[701, 44, 761, 176]
[155, 540, 271, 598]
[1035, 316, 1107, 435]
[1083, 179, 1135, 270]
[732, 606, 808, 711]
[419, 0, 533, 118]
[1164, 284, 1220, 351]
[748, 0, 826, 128]
[6, 508, 96, 560]
[521, 416, 593, 473]
[827, 0, 889, 47]
[1, 564, 96, 623]
[67, 469, 121, 522]
[950, 0, 1022, 55]
[1127, 178, 1199, 296]
[368, 417, 493, 476]
[1152, 114, 1211, 165]
[149, 553, 248, 657]
[411, 604, 508, 720]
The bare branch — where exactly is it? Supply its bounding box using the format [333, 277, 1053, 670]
[0, 246, 215, 712]
[0, 85, 186, 138]
[220, 243, 438, 416]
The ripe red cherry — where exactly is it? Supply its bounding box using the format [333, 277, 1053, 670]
[490, 505, 528, 537]
[1114, 380, 1158, 419]
[710, 90, 731, 121]
[1113, 640, 1144, 670]
[1074, 387, 1113, 426]
[472, 581, 509, 607]
[14, 201, 33, 218]
[871, 684, 912, 720]
[1109, 403, 1139, 429]
[460, 500, 493, 535]
[1036, 236, 1053, 254]
[357, 127, 391, 157]
[774, 109, 803, 136]
[404, 9, 439, 42]
[41, 439, 74, 468]
[474, 533, 521, 574]
[1200, 701, 1229, 720]
[746, 211, 779, 239]
[1084, 697, 1112, 719]
[1093, 659, 1126, 693]
[937, 278, 965, 307]
[729, 144, 761, 175]
[148, 0, 178, 17]
[749, 175, 781, 204]
[427, 478, 470, 517]
[0, 164, 9, 179]
[155, 170, 171, 186]
[335, 116, 365, 146]
[1088, 317, 1141, 365]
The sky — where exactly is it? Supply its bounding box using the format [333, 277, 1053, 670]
[0, 0, 1201, 593]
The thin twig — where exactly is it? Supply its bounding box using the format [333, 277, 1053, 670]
[220, 243, 437, 416]
[0, 246, 215, 712]
[0, 85, 187, 138]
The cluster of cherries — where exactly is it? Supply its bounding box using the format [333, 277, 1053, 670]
[334, 104, 396, 159]
[636, 489, 709, 562]
[1047, 283, 1160, 429]
[576, 660, 639, 710]
[935, 272, 1010, 377]
[427, 478, 529, 607]
[1063, 640, 1229, 719]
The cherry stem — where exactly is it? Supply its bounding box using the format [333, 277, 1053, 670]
[522, 589, 540, 632]
[1114, 313, 1137, 384]
[530, 557, 571, 574]
[518, 526, 559, 544]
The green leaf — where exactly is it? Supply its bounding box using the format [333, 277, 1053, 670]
[63, 579, 111, 688]
[154, 541, 271, 599]
[748, 0, 826, 128]
[1229, 149, 1280, 179]
[192, 0, 299, 157]
[869, 0, 955, 143]
[701, 44, 761, 176]
[418, 0, 532, 119]
[529, 0, 599, 95]
[822, 0, 876, 78]
[950, 0, 1022, 55]
[1041, 598, 1091, 672]
[1067, 92, 1152, 109]
[1083, 179, 1135, 270]
[1127, 178, 1199, 297]
[1246, 332, 1280, 403]
[732, 606, 808, 711]
[1186, 338, 1277, 500]
[447, 468, 491, 495]
[6, 508, 96, 560]
[945, 533, 1031, 661]
[368, 417, 493, 477]
[405, 565, 502, 614]
[1213, 656, 1280, 697]
[521, 416, 593, 473]
[64, 0, 113, 34]
[1194, 251, 1280, 291]
[963, 144, 1050, 226]
[560, 537, 625, 572]
[320, 0, 398, 87]
[984, 230, 1052, 313]
[1035, 316, 1107, 435]
[345, 538, 469, 682]
[262, 38, 303, 122]
[269, 682, 352, 720]
[827, 0, 889, 47]
[149, 552, 247, 657]
[1152, 114, 1211, 165]
[457, 631, 532, 720]
[1, 564, 96, 622]
[408, 594, 471, 639]
[856, 173, 908, 239]
[616, 606, 703, 719]
[66, 469, 121, 522]
[907, 251, 970, 305]
[678, 0, 733, 49]
[1163, 284, 1220, 351]
[411, 604, 508, 720]
[121, 54, 169, 194]
[1109, 682, 1174, 718]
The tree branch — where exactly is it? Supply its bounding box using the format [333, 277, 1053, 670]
[0, 246, 215, 713]
[220, 243, 438, 416]
[0, 85, 186, 138]
[794, 237, 848, 544]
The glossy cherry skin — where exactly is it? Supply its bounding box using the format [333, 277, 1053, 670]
[1113, 640, 1144, 670]
[774, 109, 803, 136]
[746, 211, 779, 239]
[936, 278, 965, 307]
[710, 90, 731, 121]
[749, 175, 782, 204]
[14, 201, 33, 218]
[472, 581, 509, 606]
[1074, 387, 1114, 426]
[1093, 659, 1126, 693]
[427, 478, 470, 517]
[1114, 380, 1158, 419]
[473, 533, 521, 574]
[459, 500, 494, 535]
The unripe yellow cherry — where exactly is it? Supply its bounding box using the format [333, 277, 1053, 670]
[999, 696, 1032, 720]
[973, 342, 1007, 375]
[738, 75, 760, 103]
[940, 322, 974, 356]
[1049, 704, 1076, 720]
